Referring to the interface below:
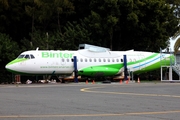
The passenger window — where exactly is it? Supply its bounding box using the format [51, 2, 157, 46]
[67, 59, 69, 62]
[116, 59, 119, 62]
[99, 58, 101, 62]
[121, 59, 123, 62]
[108, 59, 110, 62]
[80, 58, 83, 62]
[103, 59, 106, 62]
[25, 55, 30, 59]
[85, 58, 87, 62]
[89, 59, 92, 62]
[94, 58, 96, 62]
[62, 58, 65, 62]
[112, 59, 114, 62]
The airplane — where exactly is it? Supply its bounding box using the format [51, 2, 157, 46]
[5, 44, 174, 82]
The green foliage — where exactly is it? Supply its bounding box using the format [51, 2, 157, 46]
[0, 33, 20, 83]
[55, 21, 93, 50]
[22, 21, 92, 50]
[24, 0, 75, 32]
[84, 0, 120, 49]
[0, 0, 178, 52]
[0, 33, 19, 62]
[0, 0, 31, 42]
[80, 0, 179, 51]
[21, 29, 56, 50]
[116, 0, 178, 51]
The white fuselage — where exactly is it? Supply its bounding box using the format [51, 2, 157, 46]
[5, 49, 172, 76]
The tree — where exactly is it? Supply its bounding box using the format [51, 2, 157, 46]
[53, 21, 93, 50]
[166, 0, 180, 53]
[24, 0, 75, 33]
[78, 0, 178, 51]
[84, 0, 120, 50]
[23, 0, 75, 48]
[116, 0, 178, 51]
[21, 29, 56, 50]
[21, 21, 92, 50]
[0, 0, 31, 42]
[70, 0, 91, 20]
[0, 33, 20, 83]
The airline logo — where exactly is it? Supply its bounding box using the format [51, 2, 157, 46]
[42, 52, 74, 58]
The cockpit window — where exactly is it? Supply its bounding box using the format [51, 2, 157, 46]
[17, 54, 35, 59]
[25, 55, 30, 59]
[30, 54, 35, 59]
[17, 54, 25, 58]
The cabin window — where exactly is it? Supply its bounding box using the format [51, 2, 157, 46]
[121, 59, 123, 62]
[108, 59, 110, 62]
[67, 59, 69, 62]
[30, 54, 35, 59]
[112, 59, 114, 62]
[89, 59, 92, 62]
[99, 58, 101, 62]
[71, 59, 74, 62]
[80, 58, 83, 62]
[62, 58, 65, 62]
[25, 55, 30, 59]
[85, 58, 87, 62]
[103, 59, 106, 62]
[94, 58, 96, 62]
[116, 59, 119, 62]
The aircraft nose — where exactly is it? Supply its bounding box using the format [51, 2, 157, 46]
[5, 61, 16, 73]
[5, 64, 8, 69]
[5, 63, 12, 71]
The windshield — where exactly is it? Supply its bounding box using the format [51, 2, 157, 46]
[17, 54, 35, 59]
[17, 54, 25, 58]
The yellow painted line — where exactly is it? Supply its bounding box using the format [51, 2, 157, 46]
[81, 87, 180, 98]
[1, 110, 180, 118]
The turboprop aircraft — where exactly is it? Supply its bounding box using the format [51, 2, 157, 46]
[5, 44, 174, 82]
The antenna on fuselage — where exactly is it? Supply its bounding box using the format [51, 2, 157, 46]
[36, 47, 39, 51]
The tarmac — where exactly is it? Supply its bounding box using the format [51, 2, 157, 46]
[0, 81, 180, 120]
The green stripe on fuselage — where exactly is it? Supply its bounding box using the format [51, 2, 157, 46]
[78, 63, 124, 77]
[78, 54, 159, 77]
[5, 68, 31, 75]
[6, 58, 27, 66]
[134, 55, 174, 74]
[127, 53, 159, 66]
[79, 53, 173, 77]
